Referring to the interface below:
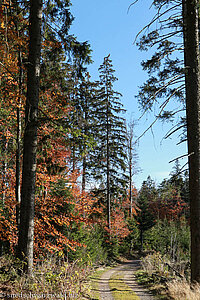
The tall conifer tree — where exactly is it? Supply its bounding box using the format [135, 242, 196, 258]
[92, 55, 128, 228]
[17, 0, 42, 273]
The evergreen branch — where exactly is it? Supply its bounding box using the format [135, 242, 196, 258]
[136, 103, 169, 142]
[137, 87, 183, 142]
[178, 161, 189, 173]
[150, 31, 182, 47]
[138, 75, 184, 120]
[159, 13, 182, 25]
[134, 4, 179, 44]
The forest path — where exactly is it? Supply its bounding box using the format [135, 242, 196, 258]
[99, 259, 154, 300]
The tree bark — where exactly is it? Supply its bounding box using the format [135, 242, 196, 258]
[106, 121, 111, 229]
[82, 100, 88, 193]
[140, 229, 143, 253]
[182, 0, 200, 283]
[106, 73, 111, 230]
[82, 155, 86, 192]
[17, 0, 42, 273]
[128, 130, 133, 217]
[16, 46, 22, 227]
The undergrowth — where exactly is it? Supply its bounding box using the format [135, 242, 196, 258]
[167, 280, 200, 300]
[0, 254, 92, 299]
[136, 252, 200, 300]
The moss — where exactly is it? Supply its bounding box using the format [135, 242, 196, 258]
[88, 267, 110, 299]
[109, 272, 140, 300]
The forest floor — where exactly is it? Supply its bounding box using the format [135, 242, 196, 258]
[89, 259, 155, 300]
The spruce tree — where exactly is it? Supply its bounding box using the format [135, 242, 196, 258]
[92, 55, 128, 228]
[136, 176, 156, 251]
[135, 0, 186, 141]
[133, 0, 200, 282]
[76, 73, 99, 192]
[182, 0, 200, 282]
[17, 0, 42, 273]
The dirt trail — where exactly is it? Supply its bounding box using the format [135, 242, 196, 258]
[99, 260, 154, 300]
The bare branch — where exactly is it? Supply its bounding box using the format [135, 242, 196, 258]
[134, 5, 179, 44]
[176, 138, 187, 145]
[169, 153, 193, 164]
[127, 1, 139, 14]
[137, 86, 185, 141]
[164, 124, 185, 139]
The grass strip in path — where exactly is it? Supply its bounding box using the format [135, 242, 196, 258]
[109, 272, 140, 300]
[88, 267, 112, 299]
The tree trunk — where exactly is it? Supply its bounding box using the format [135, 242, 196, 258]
[72, 142, 76, 172]
[13, 0, 23, 227]
[0, 134, 8, 255]
[82, 103, 88, 193]
[182, 0, 200, 283]
[1, 134, 7, 206]
[140, 229, 143, 253]
[126, 120, 135, 217]
[129, 138, 133, 217]
[16, 48, 22, 227]
[106, 91, 111, 229]
[82, 155, 86, 192]
[17, 0, 42, 273]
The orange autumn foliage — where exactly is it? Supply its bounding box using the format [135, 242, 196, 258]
[0, 1, 139, 260]
[0, 1, 98, 257]
[150, 189, 189, 221]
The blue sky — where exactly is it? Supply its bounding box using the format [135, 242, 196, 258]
[70, 0, 187, 189]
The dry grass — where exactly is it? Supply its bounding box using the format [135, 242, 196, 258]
[141, 252, 171, 277]
[167, 279, 200, 300]
[0, 254, 92, 299]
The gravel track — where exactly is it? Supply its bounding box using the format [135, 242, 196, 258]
[99, 260, 154, 300]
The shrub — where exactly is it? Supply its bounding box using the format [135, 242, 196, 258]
[0, 254, 92, 299]
[67, 224, 108, 265]
[144, 219, 190, 261]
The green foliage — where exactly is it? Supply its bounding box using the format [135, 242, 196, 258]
[135, 176, 156, 251]
[119, 218, 140, 255]
[67, 224, 108, 265]
[0, 254, 91, 299]
[90, 55, 128, 198]
[136, 0, 186, 143]
[144, 219, 190, 261]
